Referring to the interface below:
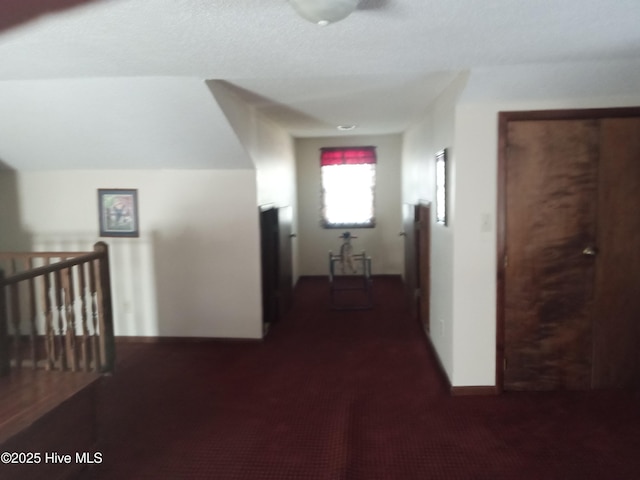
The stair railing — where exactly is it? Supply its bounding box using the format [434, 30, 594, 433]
[0, 242, 114, 377]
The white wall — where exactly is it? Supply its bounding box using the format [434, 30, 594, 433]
[403, 60, 640, 388]
[1, 80, 301, 341]
[208, 80, 299, 281]
[1, 169, 263, 339]
[0, 170, 30, 250]
[402, 73, 468, 380]
[296, 134, 403, 276]
[449, 104, 498, 386]
[451, 94, 640, 387]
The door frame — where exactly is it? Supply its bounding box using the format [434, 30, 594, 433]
[496, 106, 640, 392]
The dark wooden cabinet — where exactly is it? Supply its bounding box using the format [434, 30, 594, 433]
[260, 206, 294, 330]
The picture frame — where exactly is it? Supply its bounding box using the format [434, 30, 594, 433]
[98, 189, 139, 237]
[435, 149, 448, 226]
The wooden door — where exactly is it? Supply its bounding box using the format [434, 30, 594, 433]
[260, 207, 279, 328]
[403, 203, 419, 320]
[416, 203, 431, 333]
[504, 119, 599, 390]
[591, 118, 640, 388]
[501, 111, 640, 391]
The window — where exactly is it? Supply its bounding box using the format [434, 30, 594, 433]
[320, 146, 376, 228]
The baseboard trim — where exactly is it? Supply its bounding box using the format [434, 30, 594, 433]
[421, 331, 453, 393]
[420, 333, 499, 396]
[450, 386, 499, 396]
[297, 274, 402, 280]
[115, 336, 263, 344]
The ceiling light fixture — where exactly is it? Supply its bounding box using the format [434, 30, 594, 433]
[337, 124, 357, 131]
[288, 0, 359, 26]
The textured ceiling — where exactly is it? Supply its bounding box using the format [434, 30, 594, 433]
[3, 0, 639, 79]
[0, 0, 639, 168]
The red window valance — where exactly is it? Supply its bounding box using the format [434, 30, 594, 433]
[320, 146, 377, 166]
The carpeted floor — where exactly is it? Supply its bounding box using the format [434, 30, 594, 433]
[78, 276, 640, 479]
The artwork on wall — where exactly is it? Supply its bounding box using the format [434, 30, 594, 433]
[435, 149, 448, 226]
[98, 189, 139, 237]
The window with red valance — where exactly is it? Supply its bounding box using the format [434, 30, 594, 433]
[320, 146, 376, 228]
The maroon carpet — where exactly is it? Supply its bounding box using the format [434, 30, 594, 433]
[78, 276, 640, 479]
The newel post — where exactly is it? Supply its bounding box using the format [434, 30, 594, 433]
[94, 242, 115, 373]
[0, 270, 9, 377]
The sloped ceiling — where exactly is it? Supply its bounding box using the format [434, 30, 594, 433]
[0, 77, 254, 169]
[0, 0, 639, 169]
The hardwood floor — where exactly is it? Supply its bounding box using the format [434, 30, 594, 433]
[0, 370, 100, 480]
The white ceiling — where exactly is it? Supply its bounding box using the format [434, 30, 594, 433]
[1, 0, 640, 169]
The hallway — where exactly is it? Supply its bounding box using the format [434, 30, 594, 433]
[79, 276, 640, 479]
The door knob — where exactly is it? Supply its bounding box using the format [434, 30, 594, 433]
[582, 246, 598, 256]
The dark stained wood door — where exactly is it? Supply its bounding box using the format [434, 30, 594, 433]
[403, 202, 431, 331]
[591, 118, 640, 388]
[504, 119, 599, 390]
[416, 203, 431, 333]
[502, 112, 640, 391]
[403, 203, 419, 321]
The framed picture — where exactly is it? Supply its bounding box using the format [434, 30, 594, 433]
[98, 189, 139, 237]
[435, 149, 448, 226]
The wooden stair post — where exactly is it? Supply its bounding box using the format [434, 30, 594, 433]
[95, 242, 115, 373]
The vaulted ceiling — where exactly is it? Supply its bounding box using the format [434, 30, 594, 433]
[1, 0, 639, 169]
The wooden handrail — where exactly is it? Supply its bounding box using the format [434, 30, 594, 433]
[0, 252, 102, 286]
[0, 251, 95, 259]
[0, 242, 115, 377]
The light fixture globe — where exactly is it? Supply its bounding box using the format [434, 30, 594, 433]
[288, 0, 359, 25]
